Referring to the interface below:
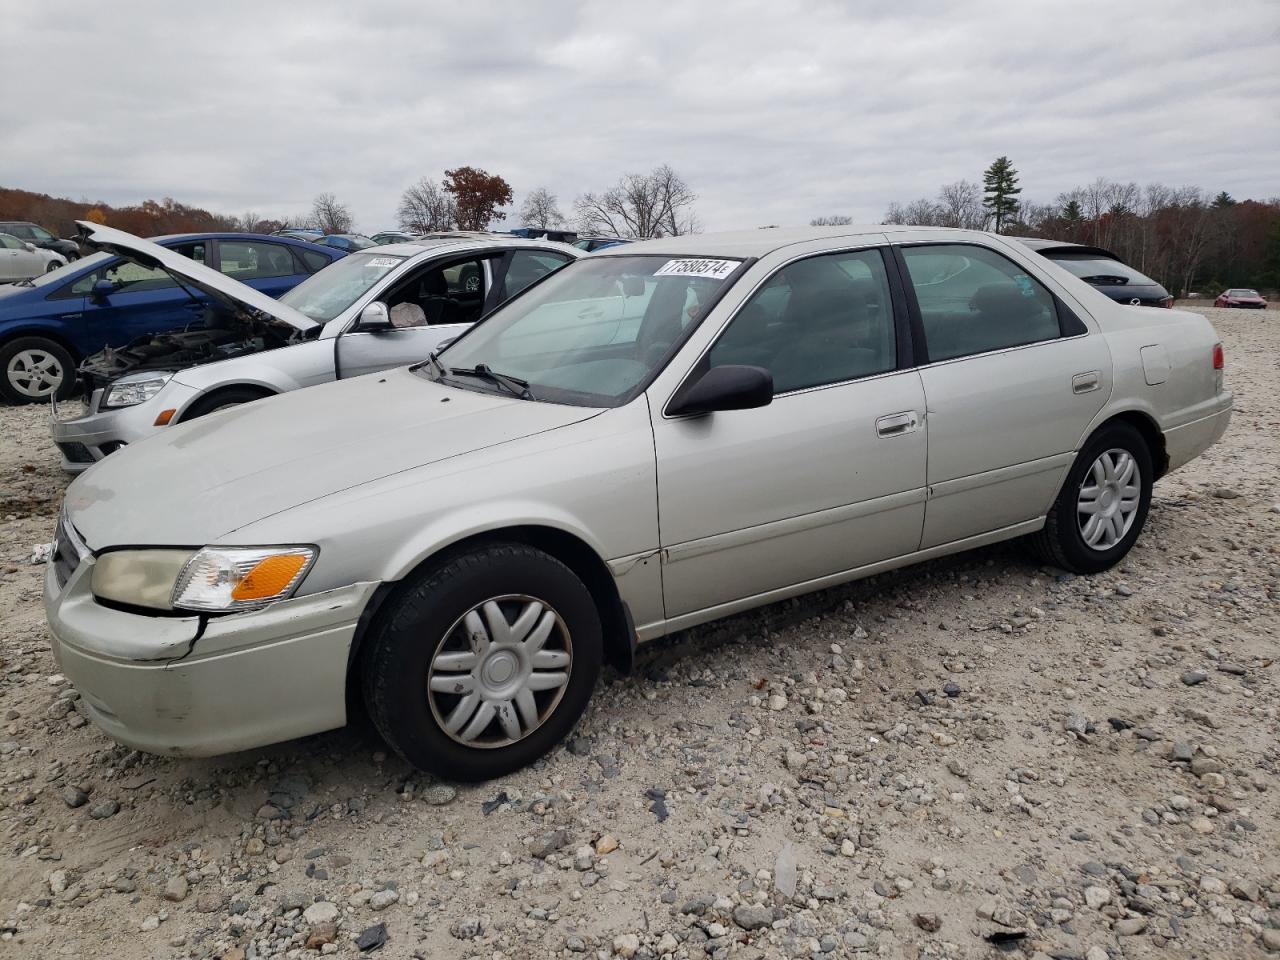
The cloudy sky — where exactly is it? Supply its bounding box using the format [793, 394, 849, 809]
[3, 1, 1277, 233]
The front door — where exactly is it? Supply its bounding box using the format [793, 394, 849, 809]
[652, 246, 928, 618]
[76, 241, 212, 350]
[0, 234, 41, 281]
[895, 241, 1113, 548]
[335, 254, 496, 380]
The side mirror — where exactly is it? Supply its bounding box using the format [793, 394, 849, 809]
[667, 365, 773, 417]
[357, 301, 393, 332]
[91, 278, 116, 299]
[23, 242, 36, 252]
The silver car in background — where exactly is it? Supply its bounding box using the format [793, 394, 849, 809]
[49, 222, 580, 471]
[44, 226, 1231, 781]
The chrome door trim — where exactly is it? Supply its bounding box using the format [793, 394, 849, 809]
[926, 451, 1075, 500]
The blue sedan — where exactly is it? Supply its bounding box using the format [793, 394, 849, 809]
[0, 232, 343, 403]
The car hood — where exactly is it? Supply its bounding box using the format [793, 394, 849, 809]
[75, 221, 318, 334]
[64, 367, 602, 548]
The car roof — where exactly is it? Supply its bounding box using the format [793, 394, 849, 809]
[149, 231, 338, 248]
[371, 236, 582, 258]
[591, 225, 1013, 259]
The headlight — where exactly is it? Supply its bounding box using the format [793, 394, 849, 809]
[91, 546, 317, 612]
[103, 373, 174, 408]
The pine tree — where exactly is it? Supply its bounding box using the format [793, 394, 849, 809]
[1062, 199, 1083, 222]
[1211, 191, 1235, 208]
[982, 156, 1022, 233]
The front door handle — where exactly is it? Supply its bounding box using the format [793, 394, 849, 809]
[876, 411, 920, 438]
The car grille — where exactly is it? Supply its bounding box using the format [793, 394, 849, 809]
[52, 513, 90, 588]
[56, 442, 95, 464]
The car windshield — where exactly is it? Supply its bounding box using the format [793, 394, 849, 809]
[26, 251, 111, 288]
[345, 236, 375, 250]
[428, 254, 743, 406]
[1229, 289, 1259, 297]
[278, 252, 406, 322]
[1048, 254, 1156, 285]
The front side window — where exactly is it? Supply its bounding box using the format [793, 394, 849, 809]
[218, 240, 297, 280]
[500, 251, 572, 300]
[433, 254, 741, 406]
[298, 247, 333, 272]
[381, 257, 492, 327]
[278, 252, 405, 322]
[6, 224, 35, 240]
[0, 234, 21, 250]
[709, 249, 896, 394]
[68, 242, 207, 295]
[901, 244, 1060, 362]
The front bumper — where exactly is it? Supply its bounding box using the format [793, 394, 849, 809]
[49, 380, 197, 473]
[44, 541, 378, 757]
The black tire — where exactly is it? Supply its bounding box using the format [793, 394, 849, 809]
[181, 386, 272, 421]
[360, 543, 602, 781]
[0, 336, 76, 405]
[1029, 421, 1154, 574]
[45, 261, 61, 273]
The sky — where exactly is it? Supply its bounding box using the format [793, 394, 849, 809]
[2, 1, 1277, 234]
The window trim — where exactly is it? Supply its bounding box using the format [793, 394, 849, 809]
[663, 244, 913, 418]
[891, 240, 1087, 367]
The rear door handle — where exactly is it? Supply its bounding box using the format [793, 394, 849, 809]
[1072, 371, 1100, 394]
[876, 411, 920, 438]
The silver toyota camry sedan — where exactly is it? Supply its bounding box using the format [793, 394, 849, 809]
[44, 226, 1232, 780]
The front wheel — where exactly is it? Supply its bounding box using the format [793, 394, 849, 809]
[1030, 421, 1154, 574]
[1, 336, 76, 404]
[360, 543, 602, 781]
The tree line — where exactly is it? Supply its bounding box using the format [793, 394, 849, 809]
[878, 159, 1280, 295]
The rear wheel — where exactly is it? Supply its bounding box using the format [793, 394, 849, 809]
[45, 261, 61, 273]
[360, 543, 602, 781]
[1029, 421, 1153, 574]
[1, 336, 75, 404]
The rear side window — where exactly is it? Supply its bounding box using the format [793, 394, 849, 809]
[218, 240, 297, 280]
[901, 244, 1060, 362]
[500, 251, 572, 300]
[710, 248, 897, 394]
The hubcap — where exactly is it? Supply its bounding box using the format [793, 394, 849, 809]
[1077, 448, 1141, 551]
[7, 348, 64, 399]
[427, 595, 573, 749]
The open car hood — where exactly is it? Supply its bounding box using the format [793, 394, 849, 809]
[75, 221, 319, 334]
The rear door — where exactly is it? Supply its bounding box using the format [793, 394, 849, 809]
[74, 240, 213, 349]
[895, 238, 1112, 548]
[335, 253, 498, 379]
[213, 238, 309, 299]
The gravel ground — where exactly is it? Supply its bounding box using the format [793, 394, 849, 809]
[0, 305, 1276, 960]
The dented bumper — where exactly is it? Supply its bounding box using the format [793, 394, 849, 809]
[44, 551, 378, 756]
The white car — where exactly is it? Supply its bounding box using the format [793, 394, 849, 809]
[0, 232, 66, 282]
[49, 223, 581, 471]
[45, 226, 1231, 780]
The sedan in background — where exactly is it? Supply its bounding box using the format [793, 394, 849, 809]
[48, 223, 581, 471]
[0, 221, 81, 262]
[574, 236, 632, 252]
[1020, 239, 1173, 308]
[0, 232, 342, 403]
[1214, 288, 1267, 309]
[0, 233, 66, 282]
[44, 226, 1230, 779]
[371, 230, 416, 245]
[317, 234, 376, 253]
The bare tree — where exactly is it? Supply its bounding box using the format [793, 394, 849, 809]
[937, 180, 987, 229]
[574, 164, 698, 238]
[519, 187, 565, 230]
[883, 198, 946, 226]
[311, 193, 352, 235]
[810, 215, 853, 226]
[397, 178, 455, 233]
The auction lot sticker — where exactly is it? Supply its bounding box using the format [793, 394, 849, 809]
[654, 258, 739, 280]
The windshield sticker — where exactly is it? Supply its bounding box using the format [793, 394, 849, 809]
[654, 258, 739, 280]
[365, 257, 400, 267]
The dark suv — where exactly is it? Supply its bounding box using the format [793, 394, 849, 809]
[0, 221, 80, 262]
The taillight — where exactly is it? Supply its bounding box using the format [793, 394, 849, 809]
[1212, 343, 1224, 370]
[1162, 298, 1174, 309]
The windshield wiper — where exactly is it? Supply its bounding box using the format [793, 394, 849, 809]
[449, 363, 535, 400]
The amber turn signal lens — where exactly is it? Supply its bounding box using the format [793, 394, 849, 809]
[154, 409, 176, 426]
[231, 554, 309, 601]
